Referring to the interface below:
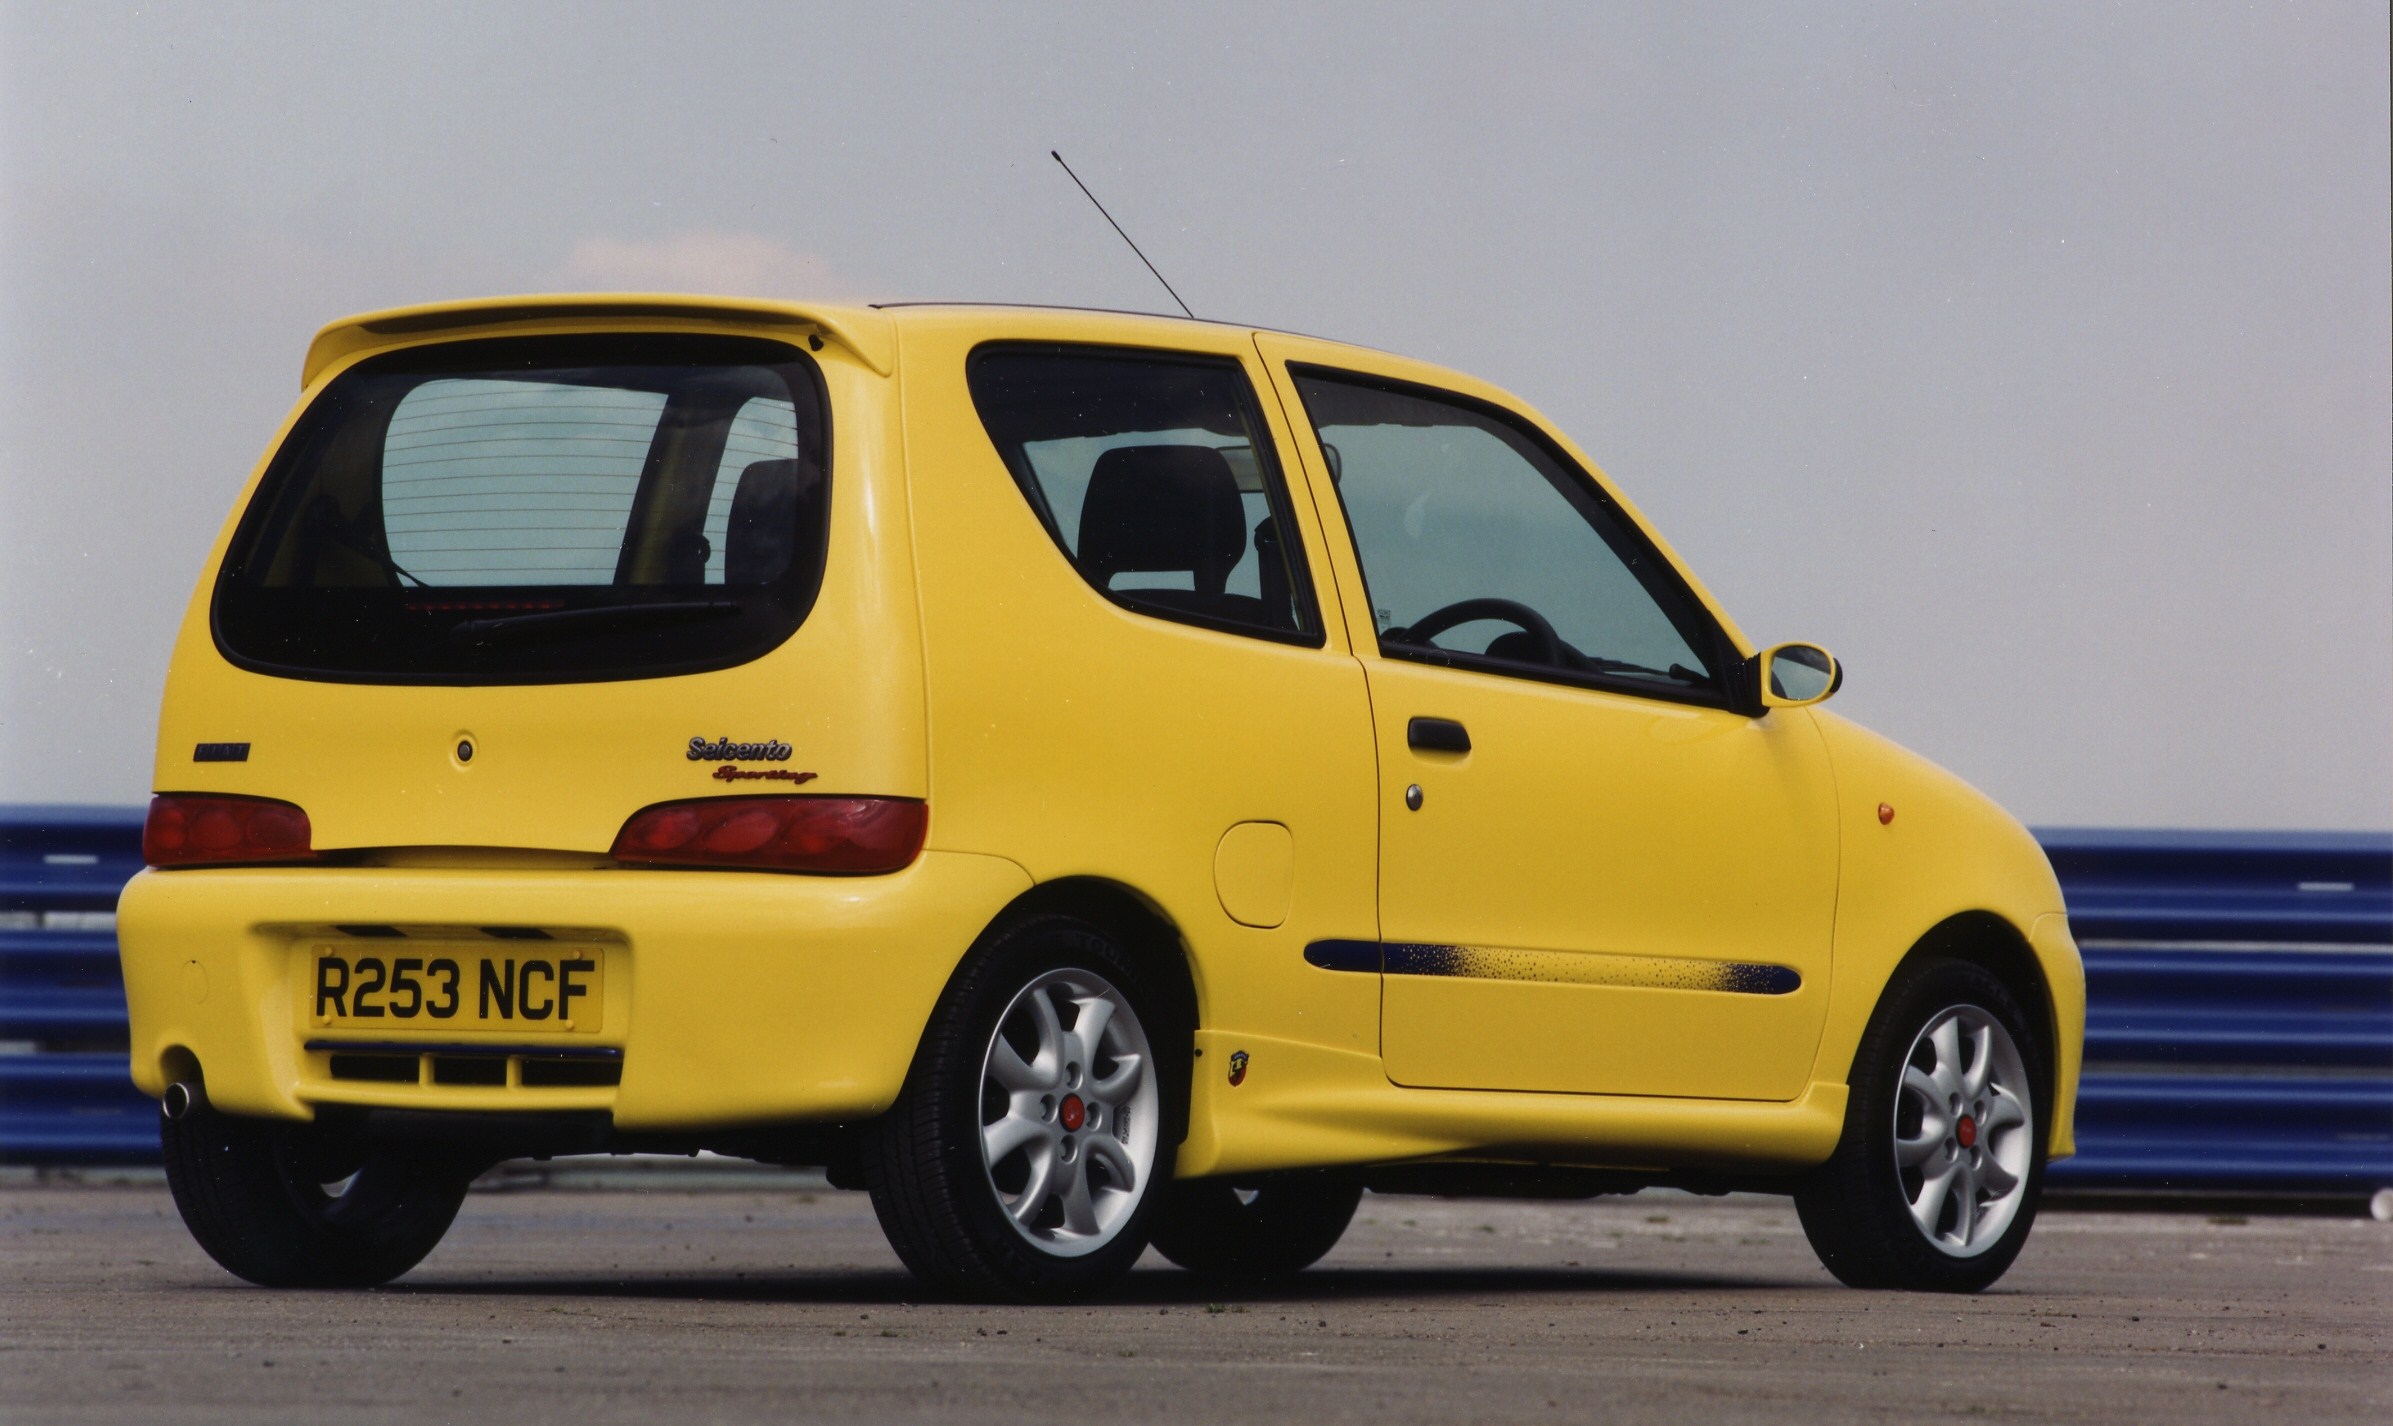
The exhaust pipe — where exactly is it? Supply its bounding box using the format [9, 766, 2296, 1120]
[161, 1081, 202, 1121]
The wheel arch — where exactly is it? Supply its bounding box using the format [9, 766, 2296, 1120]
[973, 876, 1202, 1145]
[1892, 912, 2060, 1102]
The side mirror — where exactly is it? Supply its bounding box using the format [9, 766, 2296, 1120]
[1742, 642, 1841, 713]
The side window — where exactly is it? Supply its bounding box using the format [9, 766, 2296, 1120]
[1289, 368, 1723, 698]
[967, 346, 1319, 642]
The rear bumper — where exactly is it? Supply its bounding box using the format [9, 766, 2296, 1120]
[115, 852, 1031, 1131]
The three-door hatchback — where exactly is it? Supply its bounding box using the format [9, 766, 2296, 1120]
[120, 296, 2082, 1299]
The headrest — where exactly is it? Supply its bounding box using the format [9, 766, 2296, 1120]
[725, 457, 819, 584]
[1076, 445, 1247, 597]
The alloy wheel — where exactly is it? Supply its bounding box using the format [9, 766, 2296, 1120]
[977, 967, 1160, 1258]
[1892, 1004, 2035, 1257]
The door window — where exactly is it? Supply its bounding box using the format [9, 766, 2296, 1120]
[1289, 368, 1724, 699]
[968, 346, 1320, 643]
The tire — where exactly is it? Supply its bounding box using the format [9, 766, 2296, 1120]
[160, 1098, 473, 1288]
[863, 915, 1182, 1302]
[1148, 1172, 1362, 1279]
[1796, 957, 2048, 1293]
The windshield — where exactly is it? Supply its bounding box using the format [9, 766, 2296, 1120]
[213, 333, 829, 683]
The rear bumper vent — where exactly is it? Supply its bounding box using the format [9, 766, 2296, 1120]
[327, 1053, 416, 1084]
[314, 1040, 622, 1090]
[520, 1059, 620, 1088]
[432, 1057, 507, 1087]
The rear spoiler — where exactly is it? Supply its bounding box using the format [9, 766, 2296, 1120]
[301, 293, 896, 386]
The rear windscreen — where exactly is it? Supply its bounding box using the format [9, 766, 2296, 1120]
[213, 333, 829, 683]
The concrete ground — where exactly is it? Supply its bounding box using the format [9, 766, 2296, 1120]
[3, 1177, 2387, 1425]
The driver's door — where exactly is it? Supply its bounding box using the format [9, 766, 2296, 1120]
[1257, 340, 1838, 1101]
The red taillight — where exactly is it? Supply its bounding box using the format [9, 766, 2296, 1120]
[143, 794, 315, 868]
[610, 796, 927, 875]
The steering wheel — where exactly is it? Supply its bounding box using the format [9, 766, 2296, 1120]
[1386, 597, 1566, 667]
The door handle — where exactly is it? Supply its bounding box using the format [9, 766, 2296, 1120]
[1407, 717, 1471, 753]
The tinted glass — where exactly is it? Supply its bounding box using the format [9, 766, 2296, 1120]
[967, 346, 1317, 641]
[377, 378, 667, 584]
[214, 334, 828, 683]
[1290, 369, 1722, 697]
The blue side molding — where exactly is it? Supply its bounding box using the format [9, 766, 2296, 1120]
[1302, 939, 1383, 973]
[1305, 938, 1801, 994]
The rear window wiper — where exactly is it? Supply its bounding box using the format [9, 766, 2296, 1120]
[448, 600, 742, 644]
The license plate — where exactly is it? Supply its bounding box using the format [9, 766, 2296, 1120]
[309, 947, 604, 1032]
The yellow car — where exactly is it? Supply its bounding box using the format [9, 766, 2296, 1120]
[118, 296, 2082, 1299]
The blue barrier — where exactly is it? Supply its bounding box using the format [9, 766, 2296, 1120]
[2042, 827, 2393, 945]
[2060, 1074, 2393, 1190]
[2039, 827, 2393, 1196]
[0, 1053, 159, 1164]
[0, 806, 155, 1163]
[3, 808, 2388, 1194]
[2079, 950, 2391, 1067]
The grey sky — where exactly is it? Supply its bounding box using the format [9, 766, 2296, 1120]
[2, 1, 2386, 828]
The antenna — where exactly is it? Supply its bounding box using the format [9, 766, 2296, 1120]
[1050, 150, 1195, 320]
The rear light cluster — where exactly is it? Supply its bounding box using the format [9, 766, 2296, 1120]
[611, 796, 927, 875]
[144, 794, 315, 868]
[142, 792, 922, 875]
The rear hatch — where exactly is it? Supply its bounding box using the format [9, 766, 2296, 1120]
[152, 304, 923, 856]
